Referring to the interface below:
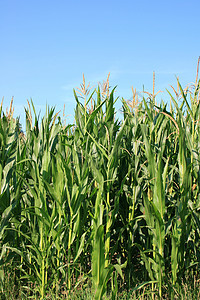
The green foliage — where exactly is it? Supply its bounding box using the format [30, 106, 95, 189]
[0, 78, 200, 299]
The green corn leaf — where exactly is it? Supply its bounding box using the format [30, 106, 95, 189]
[73, 232, 87, 263]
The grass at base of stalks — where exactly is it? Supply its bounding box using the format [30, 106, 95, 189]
[1, 273, 200, 300]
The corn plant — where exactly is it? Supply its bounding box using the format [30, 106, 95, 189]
[0, 68, 200, 299]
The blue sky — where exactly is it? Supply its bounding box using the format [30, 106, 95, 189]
[0, 0, 199, 129]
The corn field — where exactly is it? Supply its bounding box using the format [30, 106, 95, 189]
[0, 72, 200, 299]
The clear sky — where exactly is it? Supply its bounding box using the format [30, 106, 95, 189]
[0, 0, 200, 129]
